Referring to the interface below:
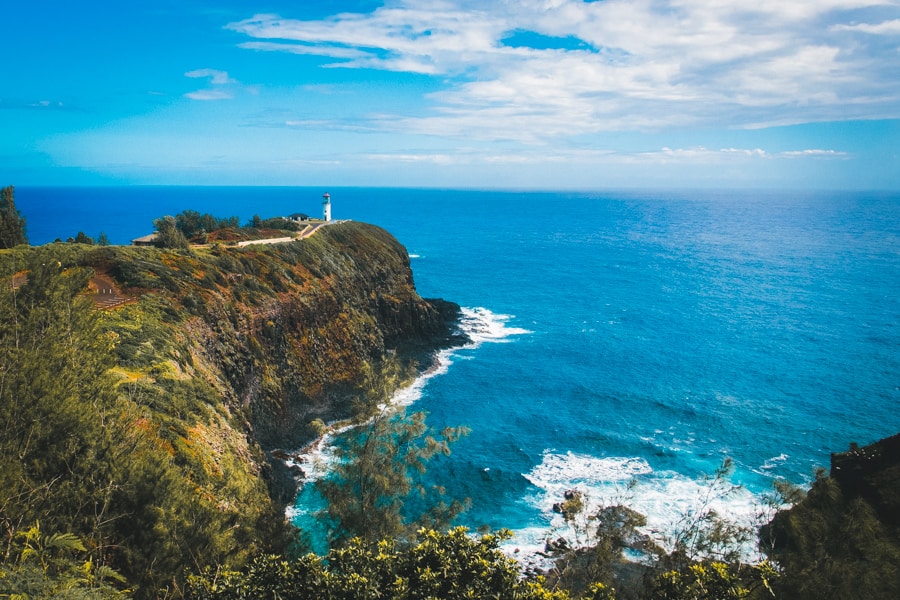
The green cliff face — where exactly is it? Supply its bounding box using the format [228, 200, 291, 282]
[0, 222, 462, 596]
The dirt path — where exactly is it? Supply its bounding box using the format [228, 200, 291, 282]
[234, 221, 339, 246]
[90, 274, 133, 310]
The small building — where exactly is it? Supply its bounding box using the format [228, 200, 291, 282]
[286, 213, 310, 223]
[131, 233, 158, 247]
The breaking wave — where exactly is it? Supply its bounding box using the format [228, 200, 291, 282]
[506, 450, 766, 569]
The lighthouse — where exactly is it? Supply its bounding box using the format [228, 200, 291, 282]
[322, 192, 332, 222]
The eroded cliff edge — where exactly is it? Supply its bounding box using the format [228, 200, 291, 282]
[106, 220, 465, 462]
[1, 221, 464, 589]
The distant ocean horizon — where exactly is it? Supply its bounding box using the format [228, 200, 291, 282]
[15, 186, 900, 558]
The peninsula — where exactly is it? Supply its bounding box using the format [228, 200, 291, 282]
[0, 220, 465, 594]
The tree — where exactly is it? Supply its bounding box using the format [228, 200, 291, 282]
[651, 561, 778, 600]
[546, 489, 651, 597]
[312, 359, 469, 547]
[176, 210, 204, 239]
[0, 185, 28, 248]
[74, 231, 95, 245]
[98, 231, 111, 246]
[316, 407, 470, 546]
[186, 527, 570, 600]
[663, 459, 752, 570]
[1, 250, 286, 597]
[153, 215, 189, 249]
[761, 467, 900, 599]
[0, 257, 119, 566]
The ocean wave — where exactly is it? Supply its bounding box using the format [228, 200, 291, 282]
[760, 453, 789, 470]
[524, 452, 652, 489]
[507, 449, 765, 567]
[752, 453, 790, 477]
[458, 307, 533, 345]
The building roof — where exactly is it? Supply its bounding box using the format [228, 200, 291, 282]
[131, 233, 158, 245]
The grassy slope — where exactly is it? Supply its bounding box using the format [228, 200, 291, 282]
[0, 222, 457, 596]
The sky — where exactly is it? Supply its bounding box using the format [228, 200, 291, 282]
[2, 0, 900, 190]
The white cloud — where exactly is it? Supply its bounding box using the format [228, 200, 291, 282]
[831, 18, 900, 34]
[347, 145, 849, 169]
[228, 1, 900, 139]
[185, 89, 234, 101]
[780, 149, 850, 158]
[364, 152, 457, 165]
[184, 69, 239, 100]
[185, 69, 236, 85]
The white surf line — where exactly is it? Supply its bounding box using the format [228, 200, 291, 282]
[505, 450, 770, 569]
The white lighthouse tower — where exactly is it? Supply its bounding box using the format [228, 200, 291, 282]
[322, 192, 332, 222]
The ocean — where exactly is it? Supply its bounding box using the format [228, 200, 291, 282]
[15, 186, 900, 558]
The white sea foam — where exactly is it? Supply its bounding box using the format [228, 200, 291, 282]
[759, 454, 789, 470]
[458, 307, 533, 345]
[752, 453, 790, 477]
[505, 450, 766, 567]
[524, 452, 652, 489]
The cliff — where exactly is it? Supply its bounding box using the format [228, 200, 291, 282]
[0, 221, 464, 595]
[762, 433, 900, 599]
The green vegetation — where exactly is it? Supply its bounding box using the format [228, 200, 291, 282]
[181, 434, 900, 600]
[174, 210, 239, 241]
[313, 357, 470, 546]
[1, 222, 459, 597]
[0, 252, 281, 598]
[151, 209, 303, 248]
[74, 231, 95, 245]
[153, 215, 190, 249]
[317, 407, 470, 546]
[0, 185, 28, 248]
[2, 213, 899, 599]
[760, 436, 900, 600]
[186, 528, 569, 600]
[0, 522, 127, 599]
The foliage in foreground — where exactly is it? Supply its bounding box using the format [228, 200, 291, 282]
[761, 450, 900, 600]
[185, 525, 783, 600]
[0, 522, 127, 599]
[651, 561, 777, 600]
[187, 528, 570, 600]
[1, 251, 283, 598]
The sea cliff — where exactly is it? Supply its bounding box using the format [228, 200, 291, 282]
[0, 221, 464, 594]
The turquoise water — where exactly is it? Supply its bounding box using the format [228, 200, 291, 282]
[17, 186, 900, 554]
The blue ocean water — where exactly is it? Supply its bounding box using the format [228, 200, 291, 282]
[16, 186, 900, 555]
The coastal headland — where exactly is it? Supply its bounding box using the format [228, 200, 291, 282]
[0, 220, 466, 593]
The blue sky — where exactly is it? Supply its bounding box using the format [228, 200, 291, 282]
[3, 0, 899, 189]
